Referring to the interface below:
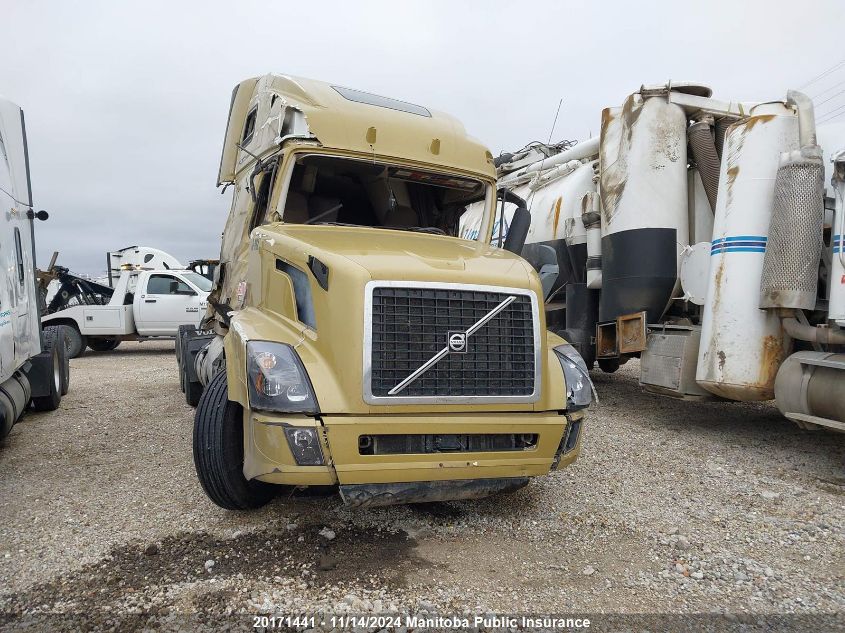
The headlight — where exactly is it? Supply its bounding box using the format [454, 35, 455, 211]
[246, 341, 319, 413]
[553, 343, 594, 411]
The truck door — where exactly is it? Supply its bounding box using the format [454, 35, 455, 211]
[135, 273, 200, 336]
[11, 225, 34, 364]
[0, 102, 39, 370]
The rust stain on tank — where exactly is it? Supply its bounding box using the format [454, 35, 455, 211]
[600, 108, 614, 140]
[712, 256, 726, 310]
[742, 114, 776, 133]
[726, 165, 740, 186]
[552, 197, 562, 237]
[620, 94, 642, 145]
[755, 335, 786, 391]
[724, 165, 740, 208]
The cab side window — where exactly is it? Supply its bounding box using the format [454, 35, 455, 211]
[147, 274, 195, 296]
[242, 106, 257, 145]
[248, 166, 276, 233]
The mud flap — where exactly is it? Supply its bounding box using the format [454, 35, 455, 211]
[339, 477, 529, 508]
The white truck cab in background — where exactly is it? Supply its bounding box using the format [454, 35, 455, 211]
[0, 97, 68, 440]
[42, 268, 211, 357]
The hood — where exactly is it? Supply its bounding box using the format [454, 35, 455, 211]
[244, 223, 546, 415]
[262, 224, 534, 287]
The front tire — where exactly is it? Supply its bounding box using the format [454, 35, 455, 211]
[192, 371, 275, 510]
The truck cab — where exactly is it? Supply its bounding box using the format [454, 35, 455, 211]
[182, 75, 593, 510]
[42, 267, 211, 356]
[125, 269, 210, 336]
[0, 97, 68, 440]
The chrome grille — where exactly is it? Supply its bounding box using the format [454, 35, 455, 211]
[363, 282, 540, 404]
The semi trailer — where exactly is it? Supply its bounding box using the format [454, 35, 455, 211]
[462, 82, 845, 432]
[179, 74, 592, 510]
[0, 97, 69, 440]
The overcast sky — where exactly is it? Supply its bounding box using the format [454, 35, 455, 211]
[2, 0, 844, 274]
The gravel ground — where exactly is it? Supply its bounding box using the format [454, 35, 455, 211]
[0, 342, 843, 630]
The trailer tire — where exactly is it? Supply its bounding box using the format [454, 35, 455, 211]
[176, 330, 183, 366]
[183, 360, 203, 407]
[63, 326, 87, 359]
[44, 325, 70, 395]
[193, 371, 274, 510]
[177, 325, 192, 364]
[31, 344, 62, 412]
[87, 337, 120, 352]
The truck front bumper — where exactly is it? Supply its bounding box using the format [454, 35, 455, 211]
[245, 410, 583, 501]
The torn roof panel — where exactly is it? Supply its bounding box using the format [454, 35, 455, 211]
[218, 74, 495, 185]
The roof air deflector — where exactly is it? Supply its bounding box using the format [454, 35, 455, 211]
[332, 86, 431, 117]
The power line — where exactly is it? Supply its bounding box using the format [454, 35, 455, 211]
[815, 87, 845, 108]
[818, 109, 845, 125]
[817, 102, 845, 124]
[819, 101, 845, 118]
[812, 78, 845, 99]
[800, 59, 845, 89]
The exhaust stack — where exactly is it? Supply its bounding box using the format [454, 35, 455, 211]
[759, 90, 825, 311]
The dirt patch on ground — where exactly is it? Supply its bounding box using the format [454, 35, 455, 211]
[0, 343, 843, 629]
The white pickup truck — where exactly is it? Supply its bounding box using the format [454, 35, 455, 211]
[42, 268, 211, 357]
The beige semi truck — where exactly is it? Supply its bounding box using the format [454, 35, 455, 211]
[179, 75, 593, 509]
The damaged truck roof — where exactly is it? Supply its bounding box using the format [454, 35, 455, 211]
[217, 74, 495, 185]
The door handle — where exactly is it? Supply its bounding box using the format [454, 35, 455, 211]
[145, 299, 157, 303]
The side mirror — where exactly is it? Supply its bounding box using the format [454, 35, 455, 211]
[503, 207, 531, 254]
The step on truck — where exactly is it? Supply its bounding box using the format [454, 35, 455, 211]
[0, 97, 69, 441]
[179, 74, 593, 509]
[41, 261, 212, 357]
[463, 82, 845, 432]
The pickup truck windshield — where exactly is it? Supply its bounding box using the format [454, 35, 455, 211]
[279, 154, 488, 238]
[182, 272, 213, 292]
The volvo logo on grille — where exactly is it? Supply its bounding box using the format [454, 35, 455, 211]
[447, 331, 468, 353]
[387, 294, 517, 396]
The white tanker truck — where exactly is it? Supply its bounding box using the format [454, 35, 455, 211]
[461, 82, 845, 432]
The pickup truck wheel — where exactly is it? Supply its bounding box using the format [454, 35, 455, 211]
[63, 326, 87, 359]
[87, 337, 120, 352]
[193, 371, 275, 510]
[44, 325, 70, 395]
[31, 344, 62, 412]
